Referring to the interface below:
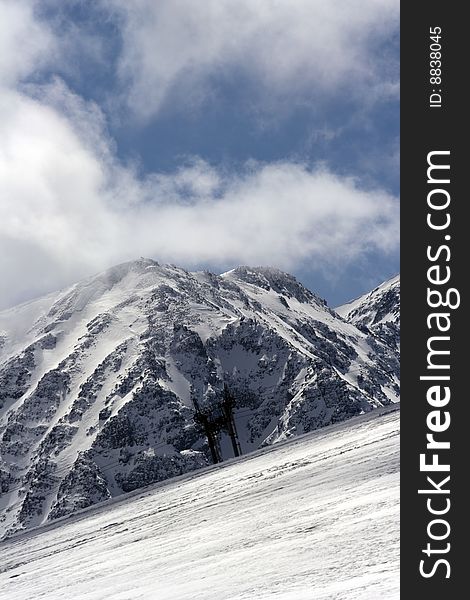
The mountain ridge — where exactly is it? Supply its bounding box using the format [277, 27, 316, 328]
[0, 259, 400, 538]
[336, 274, 400, 351]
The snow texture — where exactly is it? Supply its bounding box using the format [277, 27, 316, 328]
[0, 406, 399, 600]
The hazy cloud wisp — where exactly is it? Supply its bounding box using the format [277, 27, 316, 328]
[105, 0, 399, 118]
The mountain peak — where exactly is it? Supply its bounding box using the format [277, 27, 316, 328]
[336, 275, 400, 350]
[222, 266, 324, 305]
[336, 275, 400, 324]
[0, 262, 399, 539]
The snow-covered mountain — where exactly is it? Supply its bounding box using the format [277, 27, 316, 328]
[0, 407, 400, 600]
[336, 275, 400, 351]
[0, 259, 399, 538]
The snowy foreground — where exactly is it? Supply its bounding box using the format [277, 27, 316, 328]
[0, 407, 399, 600]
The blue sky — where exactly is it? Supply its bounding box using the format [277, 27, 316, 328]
[0, 0, 399, 308]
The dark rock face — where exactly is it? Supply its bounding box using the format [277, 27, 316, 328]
[0, 348, 35, 411]
[0, 260, 400, 538]
[49, 454, 111, 520]
[115, 451, 207, 494]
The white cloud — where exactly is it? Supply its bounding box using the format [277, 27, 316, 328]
[0, 0, 54, 85]
[140, 160, 399, 268]
[0, 79, 398, 308]
[104, 0, 399, 118]
[0, 1, 399, 309]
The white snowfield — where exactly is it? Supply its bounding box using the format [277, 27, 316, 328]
[0, 407, 399, 600]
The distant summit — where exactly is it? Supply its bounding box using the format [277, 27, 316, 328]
[336, 275, 400, 351]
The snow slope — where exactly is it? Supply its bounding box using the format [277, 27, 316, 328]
[0, 260, 399, 538]
[0, 407, 400, 600]
[336, 275, 400, 351]
[335, 275, 400, 326]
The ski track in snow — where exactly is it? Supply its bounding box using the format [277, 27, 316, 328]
[0, 408, 399, 600]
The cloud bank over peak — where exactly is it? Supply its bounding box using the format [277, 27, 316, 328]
[0, 79, 398, 308]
